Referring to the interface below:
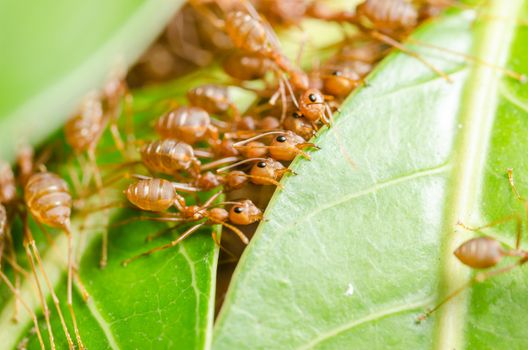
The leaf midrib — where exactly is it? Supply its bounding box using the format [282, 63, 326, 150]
[433, 1, 524, 349]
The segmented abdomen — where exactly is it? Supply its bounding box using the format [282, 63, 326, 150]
[225, 11, 272, 53]
[187, 84, 230, 115]
[155, 106, 210, 144]
[65, 96, 104, 151]
[141, 139, 197, 175]
[454, 237, 504, 269]
[125, 178, 176, 212]
[357, 0, 418, 32]
[24, 172, 72, 229]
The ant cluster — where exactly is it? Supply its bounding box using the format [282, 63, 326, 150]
[1, 0, 526, 348]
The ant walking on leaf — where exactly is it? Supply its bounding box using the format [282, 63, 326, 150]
[418, 168, 528, 322]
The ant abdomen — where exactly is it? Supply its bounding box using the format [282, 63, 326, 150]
[454, 237, 505, 269]
[125, 178, 177, 212]
[155, 106, 216, 144]
[225, 11, 272, 53]
[25, 172, 72, 229]
[64, 93, 105, 152]
[187, 84, 233, 116]
[223, 51, 272, 81]
[356, 0, 418, 34]
[141, 139, 201, 177]
[0, 161, 16, 203]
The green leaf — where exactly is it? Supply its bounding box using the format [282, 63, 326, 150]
[213, 1, 528, 349]
[0, 76, 225, 349]
[0, 0, 183, 162]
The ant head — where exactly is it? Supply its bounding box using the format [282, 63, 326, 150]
[269, 131, 306, 161]
[229, 199, 262, 225]
[454, 236, 505, 269]
[249, 158, 286, 182]
[299, 89, 326, 122]
[323, 69, 359, 97]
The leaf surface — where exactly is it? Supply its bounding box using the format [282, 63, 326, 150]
[213, 1, 528, 349]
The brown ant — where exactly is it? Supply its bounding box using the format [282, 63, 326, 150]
[22, 152, 85, 349]
[187, 83, 240, 122]
[155, 105, 219, 144]
[120, 180, 262, 265]
[418, 169, 528, 322]
[217, 157, 293, 187]
[233, 130, 318, 161]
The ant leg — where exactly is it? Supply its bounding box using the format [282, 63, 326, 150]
[122, 222, 206, 266]
[370, 31, 453, 83]
[0, 271, 46, 350]
[201, 156, 241, 172]
[219, 222, 250, 244]
[146, 222, 186, 242]
[457, 214, 521, 233]
[73, 268, 90, 302]
[507, 168, 524, 201]
[109, 121, 127, 158]
[244, 174, 284, 189]
[408, 38, 526, 83]
[417, 258, 527, 322]
[22, 237, 60, 349]
[63, 227, 85, 350]
[86, 147, 111, 268]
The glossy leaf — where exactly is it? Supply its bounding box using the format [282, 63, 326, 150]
[214, 1, 528, 349]
[0, 0, 183, 162]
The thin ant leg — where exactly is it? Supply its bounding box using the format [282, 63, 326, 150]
[370, 31, 453, 83]
[456, 214, 521, 233]
[23, 239, 58, 349]
[64, 226, 85, 350]
[5, 229, 21, 322]
[507, 168, 524, 201]
[418, 257, 528, 322]
[0, 271, 45, 350]
[28, 239, 76, 349]
[73, 268, 90, 302]
[218, 221, 250, 244]
[408, 38, 526, 83]
[122, 222, 206, 266]
[200, 156, 241, 172]
[146, 222, 186, 242]
[243, 174, 284, 188]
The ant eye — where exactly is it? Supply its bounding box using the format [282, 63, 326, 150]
[292, 112, 302, 118]
[276, 135, 287, 143]
[233, 206, 244, 214]
[332, 70, 341, 76]
[257, 161, 267, 168]
[308, 93, 317, 102]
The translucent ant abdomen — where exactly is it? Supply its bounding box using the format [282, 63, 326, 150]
[155, 106, 218, 144]
[140, 139, 201, 177]
[24, 172, 72, 229]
